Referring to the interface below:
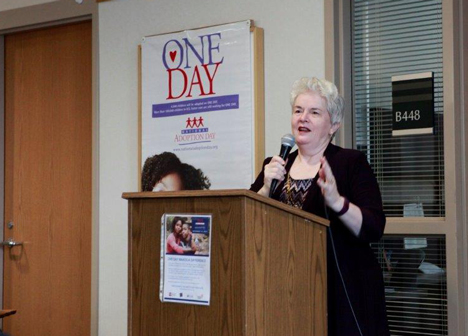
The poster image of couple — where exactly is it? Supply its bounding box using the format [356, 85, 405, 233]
[165, 215, 210, 256]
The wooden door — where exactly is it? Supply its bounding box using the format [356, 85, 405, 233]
[3, 21, 92, 335]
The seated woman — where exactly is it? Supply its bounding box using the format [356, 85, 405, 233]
[250, 77, 389, 336]
[141, 152, 211, 191]
[166, 216, 184, 254]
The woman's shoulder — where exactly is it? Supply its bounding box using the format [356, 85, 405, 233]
[327, 143, 367, 162]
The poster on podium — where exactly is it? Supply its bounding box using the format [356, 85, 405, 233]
[160, 214, 212, 306]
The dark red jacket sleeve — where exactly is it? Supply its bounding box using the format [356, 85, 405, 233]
[347, 151, 386, 242]
[249, 157, 272, 192]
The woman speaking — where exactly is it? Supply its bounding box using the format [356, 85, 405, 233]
[250, 77, 389, 336]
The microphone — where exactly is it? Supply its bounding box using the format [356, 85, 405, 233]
[269, 134, 295, 198]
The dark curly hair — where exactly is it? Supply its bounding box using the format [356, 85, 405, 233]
[179, 163, 211, 190]
[141, 152, 211, 191]
[171, 216, 185, 233]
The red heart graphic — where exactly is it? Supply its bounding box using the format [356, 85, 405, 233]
[169, 51, 177, 62]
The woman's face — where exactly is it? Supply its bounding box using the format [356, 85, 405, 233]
[174, 220, 182, 234]
[153, 172, 183, 191]
[291, 91, 339, 150]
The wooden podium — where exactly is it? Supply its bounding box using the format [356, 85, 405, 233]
[123, 189, 329, 336]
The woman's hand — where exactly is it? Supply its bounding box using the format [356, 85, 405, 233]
[317, 157, 363, 237]
[258, 156, 287, 197]
[317, 157, 343, 211]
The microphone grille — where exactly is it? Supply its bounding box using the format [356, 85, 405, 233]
[281, 134, 296, 148]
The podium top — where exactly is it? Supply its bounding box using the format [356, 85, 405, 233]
[122, 189, 329, 226]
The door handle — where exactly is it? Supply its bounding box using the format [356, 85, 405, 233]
[1, 238, 23, 248]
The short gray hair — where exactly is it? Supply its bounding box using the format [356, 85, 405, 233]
[290, 77, 344, 125]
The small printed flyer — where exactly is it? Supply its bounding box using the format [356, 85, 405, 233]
[160, 214, 212, 305]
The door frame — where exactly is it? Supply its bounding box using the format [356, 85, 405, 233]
[0, 34, 4, 332]
[0, 2, 99, 336]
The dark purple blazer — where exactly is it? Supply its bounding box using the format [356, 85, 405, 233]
[250, 143, 390, 336]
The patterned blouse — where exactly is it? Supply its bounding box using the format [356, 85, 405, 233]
[279, 174, 313, 209]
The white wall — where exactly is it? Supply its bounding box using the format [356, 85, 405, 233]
[98, 0, 325, 334]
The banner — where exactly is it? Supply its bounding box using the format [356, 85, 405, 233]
[141, 21, 253, 191]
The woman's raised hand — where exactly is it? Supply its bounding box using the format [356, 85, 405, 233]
[317, 157, 342, 211]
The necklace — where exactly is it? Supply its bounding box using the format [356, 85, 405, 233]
[285, 173, 294, 206]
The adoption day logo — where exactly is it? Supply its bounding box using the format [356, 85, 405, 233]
[174, 116, 216, 146]
[152, 32, 240, 120]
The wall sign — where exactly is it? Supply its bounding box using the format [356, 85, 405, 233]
[392, 72, 434, 136]
[140, 21, 263, 191]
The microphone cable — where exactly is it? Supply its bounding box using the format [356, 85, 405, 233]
[323, 202, 364, 336]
